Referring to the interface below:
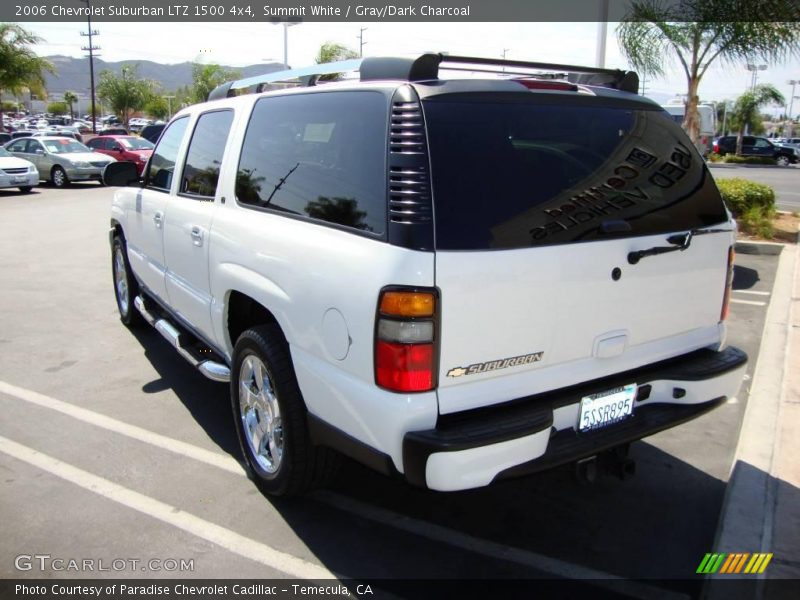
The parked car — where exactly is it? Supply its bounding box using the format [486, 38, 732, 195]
[32, 129, 83, 143]
[0, 133, 11, 145]
[713, 135, 799, 166]
[105, 53, 747, 498]
[99, 127, 130, 136]
[139, 123, 166, 144]
[6, 136, 115, 187]
[0, 146, 39, 193]
[86, 135, 154, 175]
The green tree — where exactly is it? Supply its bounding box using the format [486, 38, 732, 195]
[314, 42, 359, 81]
[47, 101, 68, 115]
[190, 63, 239, 104]
[0, 24, 53, 129]
[143, 95, 169, 120]
[617, 0, 800, 144]
[63, 90, 78, 118]
[96, 64, 156, 129]
[729, 84, 785, 153]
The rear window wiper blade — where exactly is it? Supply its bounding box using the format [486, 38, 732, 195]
[627, 227, 732, 265]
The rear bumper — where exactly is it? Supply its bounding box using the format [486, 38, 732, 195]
[403, 346, 747, 491]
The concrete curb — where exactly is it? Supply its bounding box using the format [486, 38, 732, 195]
[703, 244, 798, 599]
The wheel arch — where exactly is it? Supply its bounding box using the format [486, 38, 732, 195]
[226, 290, 284, 352]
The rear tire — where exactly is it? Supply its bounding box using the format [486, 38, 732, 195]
[51, 166, 69, 188]
[776, 155, 790, 167]
[231, 324, 340, 497]
[18, 186, 33, 193]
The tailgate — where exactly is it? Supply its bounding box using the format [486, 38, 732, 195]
[422, 93, 732, 415]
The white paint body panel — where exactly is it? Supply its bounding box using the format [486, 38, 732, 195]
[435, 232, 733, 414]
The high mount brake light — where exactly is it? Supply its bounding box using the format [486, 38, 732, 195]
[514, 79, 579, 92]
[375, 289, 437, 393]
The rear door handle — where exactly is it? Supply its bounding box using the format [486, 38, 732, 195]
[153, 211, 163, 228]
[190, 226, 204, 247]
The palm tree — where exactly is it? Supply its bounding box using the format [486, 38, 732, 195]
[617, 0, 800, 145]
[63, 91, 78, 119]
[0, 24, 53, 129]
[730, 84, 785, 154]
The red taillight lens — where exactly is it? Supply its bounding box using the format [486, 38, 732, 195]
[514, 78, 578, 92]
[376, 341, 434, 392]
[375, 288, 437, 393]
[721, 246, 735, 321]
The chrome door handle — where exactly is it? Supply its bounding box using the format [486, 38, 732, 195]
[153, 212, 163, 228]
[190, 226, 204, 246]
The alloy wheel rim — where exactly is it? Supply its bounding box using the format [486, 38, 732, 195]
[114, 247, 129, 314]
[53, 169, 64, 186]
[239, 354, 283, 473]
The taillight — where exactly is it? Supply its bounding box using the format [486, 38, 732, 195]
[375, 288, 437, 393]
[721, 246, 735, 321]
[514, 78, 579, 92]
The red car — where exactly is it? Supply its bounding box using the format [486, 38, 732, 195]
[86, 135, 154, 175]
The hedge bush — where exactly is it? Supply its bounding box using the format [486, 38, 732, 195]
[721, 155, 777, 165]
[716, 178, 777, 237]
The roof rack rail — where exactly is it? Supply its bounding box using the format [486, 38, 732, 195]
[206, 53, 639, 101]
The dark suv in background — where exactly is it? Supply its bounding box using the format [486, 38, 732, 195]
[713, 135, 798, 166]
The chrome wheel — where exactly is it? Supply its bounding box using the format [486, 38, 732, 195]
[776, 155, 790, 167]
[239, 355, 283, 473]
[52, 167, 67, 187]
[113, 246, 129, 315]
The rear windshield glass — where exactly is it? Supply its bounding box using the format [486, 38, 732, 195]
[423, 97, 728, 250]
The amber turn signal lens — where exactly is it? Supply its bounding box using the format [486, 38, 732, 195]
[379, 291, 435, 317]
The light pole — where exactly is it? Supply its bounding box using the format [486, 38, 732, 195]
[163, 95, 175, 120]
[272, 20, 300, 69]
[596, 0, 609, 68]
[745, 63, 767, 91]
[786, 79, 798, 137]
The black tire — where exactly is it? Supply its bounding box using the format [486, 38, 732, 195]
[231, 324, 340, 497]
[51, 165, 69, 188]
[776, 155, 790, 167]
[111, 235, 143, 327]
[18, 186, 33, 193]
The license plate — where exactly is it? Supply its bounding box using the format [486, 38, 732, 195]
[12, 176, 26, 183]
[578, 383, 636, 432]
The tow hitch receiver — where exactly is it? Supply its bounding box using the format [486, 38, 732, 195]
[575, 444, 636, 483]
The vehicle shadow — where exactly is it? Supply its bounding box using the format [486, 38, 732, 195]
[732, 265, 760, 290]
[123, 326, 749, 595]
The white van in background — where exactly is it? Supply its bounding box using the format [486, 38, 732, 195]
[662, 99, 717, 156]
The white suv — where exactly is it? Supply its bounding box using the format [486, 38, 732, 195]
[106, 54, 747, 497]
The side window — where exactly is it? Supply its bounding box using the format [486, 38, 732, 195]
[180, 110, 234, 198]
[236, 91, 387, 234]
[87, 138, 102, 149]
[742, 137, 755, 146]
[8, 140, 27, 152]
[144, 116, 189, 192]
[754, 138, 770, 148]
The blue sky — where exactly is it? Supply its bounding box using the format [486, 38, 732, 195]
[22, 21, 800, 114]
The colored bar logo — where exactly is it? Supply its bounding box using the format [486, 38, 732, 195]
[697, 553, 773, 574]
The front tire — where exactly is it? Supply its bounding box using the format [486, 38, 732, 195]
[111, 235, 143, 327]
[18, 186, 33, 193]
[231, 325, 339, 497]
[51, 166, 69, 188]
[776, 155, 790, 167]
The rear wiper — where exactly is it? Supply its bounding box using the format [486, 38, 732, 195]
[627, 227, 732, 265]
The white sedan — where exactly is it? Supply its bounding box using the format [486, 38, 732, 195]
[0, 146, 38, 193]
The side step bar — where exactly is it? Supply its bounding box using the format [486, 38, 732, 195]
[134, 295, 231, 383]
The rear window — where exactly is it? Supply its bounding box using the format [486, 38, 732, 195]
[423, 97, 728, 250]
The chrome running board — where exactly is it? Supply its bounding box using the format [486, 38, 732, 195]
[134, 295, 230, 383]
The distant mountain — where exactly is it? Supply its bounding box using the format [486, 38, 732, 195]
[42, 55, 285, 98]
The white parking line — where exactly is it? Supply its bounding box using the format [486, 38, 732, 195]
[0, 380, 687, 597]
[732, 290, 771, 296]
[730, 299, 767, 306]
[313, 491, 688, 600]
[0, 435, 334, 580]
[0, 380, 243, 475]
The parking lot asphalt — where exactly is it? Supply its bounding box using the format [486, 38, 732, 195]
[0, 184, 783, 597]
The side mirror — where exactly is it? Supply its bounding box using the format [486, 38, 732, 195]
[34, 149, 44, 155]
[103, 161, 140, 187]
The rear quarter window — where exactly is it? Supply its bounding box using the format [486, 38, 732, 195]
[236, 91, 387, 235]
[423, 96, 728, 250]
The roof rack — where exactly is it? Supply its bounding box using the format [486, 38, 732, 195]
[206, 53, 639, 101]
